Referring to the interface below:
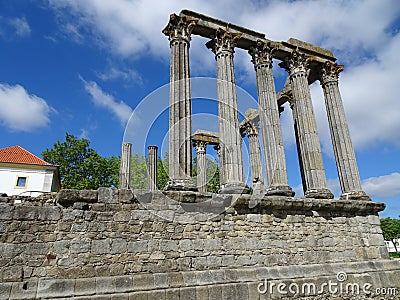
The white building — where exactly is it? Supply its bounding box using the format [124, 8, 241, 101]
[385, 239, 400, 253]
[0, 146, 60, 197]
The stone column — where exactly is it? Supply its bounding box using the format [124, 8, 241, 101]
[206, 28, 249, 194]
[162, 14, 197, 191]
[249, 41, 294, 196]
[320, 62, 370, 200]
[193, 140, 208, 192]
[119, 142, 132, 189]
[213, 144, 225, 188]
[243, 122, 264, 195]
[147, 146, 158, 191]
[281, 49, 333, 199]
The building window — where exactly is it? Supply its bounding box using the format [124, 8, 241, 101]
[15, 176, 27, 188]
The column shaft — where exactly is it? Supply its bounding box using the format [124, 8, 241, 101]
[119, 142, 132, 189]
[249, 41, 294, 196]
[214, 144, 225, 188]
[163, 14, 197, 191]
[281, 50, 333, 199]
[320, 62, 370, 200]
[206, 29, 249, 194]
[194, 141, 208, 192]
[147, 146, 158, 191]
[243, 122, 264, 195]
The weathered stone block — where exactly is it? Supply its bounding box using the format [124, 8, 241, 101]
[115, 276, 133, 293]
[169, 273, 184, 288]
[147, 289, 166, 300]
[56, 189, 79, 207]
[112, 239, 127, 254]
[2, 266, 23, 282]
[79, 189, 99, 203]
[114, 211, 131, 222]
[154, 273, 169, 289]
[165, 288, 180, 300]
[0, 282, 11, 299]
[195, 286, 208, 300]
[37, 206, 61, 221]
[179, 287, 196, 299]
[96, 276, 116, 294]
[132, 274, 155, 291]
[128, 241, 148, 253]
[92, 239, 111, 255]
[0, 204, 13, 220]
[13, 206, 36, 220]
[119, 189, 135, 203]
[98, 187, 118, 204]
[129, 291, 148, 300]
[26, 243, 49, 256]
[10, 280, 38, 300]
[70, 238, 91, 254]
[53, 240, 70, 254]
[74, 277, 96, 296]
[37, 278, 75, 298]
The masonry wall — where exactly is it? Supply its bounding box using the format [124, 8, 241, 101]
[0, 188, 389, 285]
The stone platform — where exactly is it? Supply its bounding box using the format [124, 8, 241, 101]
[0, 189, 399, 299]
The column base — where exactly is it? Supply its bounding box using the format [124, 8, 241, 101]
[219, 182, 250, 194]
[265, 185, 295, 197]
[164, 179, 198, 192]
[340, 191, 371, 201]
[305, 188, 334, 199]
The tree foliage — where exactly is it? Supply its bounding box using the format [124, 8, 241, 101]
[192, 156, 220, 193]
[157, 154, 169, 190]
[129, 153, 147, 189]
[380, 217, 400, 253]
[42, 133, 119, 189]
[129, 151, 220, 192]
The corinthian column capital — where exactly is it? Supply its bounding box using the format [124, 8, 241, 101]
[280, 48, 310, 77]
[244, 121, 259, 137]
[193, 140, 207, 154]
[320, 61, 344, 86]
[249, 40, 276, 69]
[162, 14, 197, 44]
[205, 28, 241, 56]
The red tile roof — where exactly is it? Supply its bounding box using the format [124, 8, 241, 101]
[0, 145, 51, 166]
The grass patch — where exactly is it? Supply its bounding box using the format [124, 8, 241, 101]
[389, 252, 400, 258]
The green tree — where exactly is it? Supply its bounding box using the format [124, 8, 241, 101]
[129, 152, 169, 190]
[157, 153, 169, 190]
[192, 156, 220, 193]
[380, 217, 400, 253]
[129, 153, 147, 189]
[42, 133, 119, 189]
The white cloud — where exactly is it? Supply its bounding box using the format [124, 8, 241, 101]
[0, 16, 31, 38]
[97, 67, 142, 85]
[9, 17, 31, 37]
[82, 79, 133, 126]
[362, 173, 400, 199]
[0, 83, 53, 131]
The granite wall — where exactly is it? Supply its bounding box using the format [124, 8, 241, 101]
[0, 188, 399, 299]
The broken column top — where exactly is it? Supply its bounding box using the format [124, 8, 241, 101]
[192, 130, 220, 145]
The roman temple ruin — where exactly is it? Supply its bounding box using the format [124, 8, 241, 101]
[162, 10, 369, 200]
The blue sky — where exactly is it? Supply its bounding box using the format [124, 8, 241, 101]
[0, 0, 399, 217]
